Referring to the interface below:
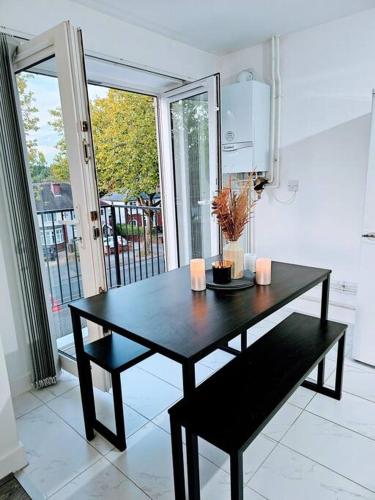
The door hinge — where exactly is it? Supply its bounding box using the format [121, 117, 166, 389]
[90, 210, 98, 221]
[93, 227, 100, 240]
[83, 138, 91, 163]
[81, 120, 89, 132]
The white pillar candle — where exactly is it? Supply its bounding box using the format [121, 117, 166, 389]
[244, 253, 257, 273]
[255, 258, 272, 285]
[190, 258, 206, 291]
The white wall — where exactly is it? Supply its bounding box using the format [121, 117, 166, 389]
[0, 0, 219, 81]
[220, 9, 375, 320]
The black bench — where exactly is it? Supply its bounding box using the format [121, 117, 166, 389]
[168, 313, 347, 500]
[83, 333, 152, 451]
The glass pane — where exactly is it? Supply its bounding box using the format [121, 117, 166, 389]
[17, 58, 86, 356]
[87, 84, 165, 287]
[170, 92, 211, 265]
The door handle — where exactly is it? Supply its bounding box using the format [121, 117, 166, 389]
[362, 232, 375, 239]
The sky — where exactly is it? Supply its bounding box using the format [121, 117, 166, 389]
[21, 71, 108, 166]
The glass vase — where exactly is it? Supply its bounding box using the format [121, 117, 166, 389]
[223, 240, 244, 279]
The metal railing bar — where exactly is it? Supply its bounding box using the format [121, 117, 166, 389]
[40, 212, 54, 303]
[51, 215, 64, 304]
[110, 205, 122, 287]
[116, 206, 127, 286]
[103, 207, 113, 288]
[61, 211, 73, 301]
[71, 210, 82, 299]
[142, 213, 148, 279]
[136, 210, 143, 281]
[150, 212, 154, 276]
[129, 206, 137, 282]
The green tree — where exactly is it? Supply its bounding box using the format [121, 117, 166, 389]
[90, 89, 159, 249]
[49, 88, 160, 249]
[16, 74, 50, 183]
[90, 89, 159, 200]
[48, 107, 69, 181]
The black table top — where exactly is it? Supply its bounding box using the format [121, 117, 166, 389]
[69, 261, 330, 364]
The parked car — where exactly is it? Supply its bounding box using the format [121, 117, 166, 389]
[102, 235, 128, 255]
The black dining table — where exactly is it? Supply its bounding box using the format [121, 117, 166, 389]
[69, 260, 330, 497]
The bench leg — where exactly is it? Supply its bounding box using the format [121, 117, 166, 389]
[71, 309, 95, 441]
[302, 332, 346, 401]
[317, 358, 325, 387]
[230, 451, 243, 500]
[170, 418, 186, 500]
[317, 275, 329, 388]
[334, 332, 345, 399]
[112, 372, 126, 451]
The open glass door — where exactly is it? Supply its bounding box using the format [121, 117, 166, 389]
[12, 22, 107, 381]
[159, 74, 221, 268]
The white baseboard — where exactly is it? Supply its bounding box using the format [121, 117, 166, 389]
[9, 372, 33, 398]
[0, 442, 27, 479]
[290, 296, 356, 325]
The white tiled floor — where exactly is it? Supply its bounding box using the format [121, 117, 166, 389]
[12, 317, 375, 499]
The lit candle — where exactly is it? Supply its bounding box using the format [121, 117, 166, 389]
[244, 253, 257, 273]
[190, 258, 206, 291]
[256, 258, 272, 285]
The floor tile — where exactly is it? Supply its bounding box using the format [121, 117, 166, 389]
[120, 367, 182, 420]
[32, 370, 79, 403]
[262, 403, 302, 441]
[108, 421, 267, 500]
[249, 443, 374, 500]
[287, 386, 315, 409]
[152, 410, 172, 436]
[199, 349, 234, 372]
[197, 453, 266, 500]
[47, 385, 148, 455]
[152, 410, 276, 483]
[198, 434, 277, 484]
[327, 359, 375, 403]
[306, 391, 375, 441]
[281, 411, 375, 492]
[107, 421, 175, 499]
[307, 357, 337, 384]
[137, 353, 214, 390]
[12, 392, 43, 418]
[16, 405, 101, 497]
[49, 457, 149, 499]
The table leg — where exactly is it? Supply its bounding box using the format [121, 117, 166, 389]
[240, 331, 247, 352]
[171, 417, 186, 500]
[317, 275, 330, 386]
[70, 309, 96, 440]
[183, 363, 200, 500]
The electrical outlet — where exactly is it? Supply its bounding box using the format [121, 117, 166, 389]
[288, 180, 299, 192]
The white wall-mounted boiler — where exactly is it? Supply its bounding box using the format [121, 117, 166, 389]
[221, 80, 271, 174]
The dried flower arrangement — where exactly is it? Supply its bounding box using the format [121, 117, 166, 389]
[212, 176, 257, 242]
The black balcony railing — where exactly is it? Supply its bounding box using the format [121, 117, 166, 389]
[101, 204, 165, 288]
[37, 204, 165, 338]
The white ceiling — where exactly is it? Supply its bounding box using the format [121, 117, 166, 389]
[71, 0, 374, 54]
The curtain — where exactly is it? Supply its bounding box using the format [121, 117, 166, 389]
[0, 34, 56, 388]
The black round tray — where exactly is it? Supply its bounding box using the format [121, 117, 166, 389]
[206, 269, 255, 290]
